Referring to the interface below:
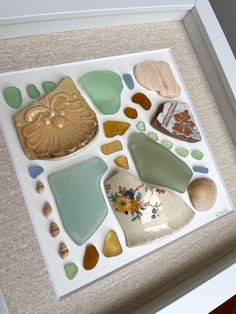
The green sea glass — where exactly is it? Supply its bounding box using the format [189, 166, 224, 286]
[42, 81, 56, 94]
[175, 147, 189, 158]
[3, 86, 22, 108]
[64, 263, 78, 280]
[148, 132, 158, 142]
[161, 139, 173, 150]
[26, 84, 40, 99]
[129, 133, 193, 193]
[80, 70, 123, 115]
[191, 149, 204, 160]
[48, 157, 108, 245]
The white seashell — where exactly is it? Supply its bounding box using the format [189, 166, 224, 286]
[134, 61, 181, 98]
[188, 178, 217, 211]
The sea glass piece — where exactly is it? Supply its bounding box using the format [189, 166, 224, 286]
[103, 121, 130, 138]
[59, 242, 69, 259]
[122, 74, 134, 90]
[124, 107, 138, 119]
[151, 102, 201, 143]
[80, 70, 123, 115]
[26, 84, 40, 99]
[105, 171, 194, 247]
[148, 132, 158, 142]
[101, 140, 123, 155]
[132, 93, 151, 110]
[191, 150, 204, 160]
[188, 178, 217, 211]
[29, 165, 44, 178]
[15, 76, 98, 160]
[114, 156, 129, 169]
[103, 230, 123, 257]
[134, 61, 181, 98]
[193, 166, 209, 174]
[3, 86, 22, 108]
[161, 139, 173, 150]
[175, 147, 189, 158]
[48, 157, 108, 245]
[129, 133, 193, 193]
[42, 81, 56, 94]
[64, 263, 78, 280]
[83, 244, 99, 270]
[136, 121, 146, 132]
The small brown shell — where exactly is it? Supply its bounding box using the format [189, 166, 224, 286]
[43, 202, 52, 218]
[36, 181, 44, 194]
[50, 222, 60, 237]
[188, 178, 217, 211]
[59, 242, 69, 259]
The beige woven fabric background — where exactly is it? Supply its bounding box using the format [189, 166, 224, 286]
[0, 21, 236, 314]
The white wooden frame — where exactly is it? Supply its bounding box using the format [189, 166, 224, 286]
[0, 0, 235, 312]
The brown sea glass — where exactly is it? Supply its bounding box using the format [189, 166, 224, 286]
[103, 121, 130, 138]
[132, 93, 151, 110]
[83, 244, 99, 270]
[124, 107, 138, 119]
[103, 230, 123, 257]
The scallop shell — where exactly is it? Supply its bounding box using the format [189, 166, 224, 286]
[15, 76, 98, 160]
[188, 178, 217, 211]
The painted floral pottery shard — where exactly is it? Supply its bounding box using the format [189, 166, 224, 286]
[80, 70, 123, 115]
[134, 61, 181, 98]
[48, 157, 108, 245]
[105, 171, 194, 247]
[151, 102, 201, 143]
[15, 76, 98, 160]
[129, 133, 193, 193]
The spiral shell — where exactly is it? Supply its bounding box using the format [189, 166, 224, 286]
[188, 178, 217, 211]
[15, 76, 98, 160]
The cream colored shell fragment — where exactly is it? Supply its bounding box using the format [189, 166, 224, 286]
[134, 61, 181, 98]
[15, 76, 98, 160]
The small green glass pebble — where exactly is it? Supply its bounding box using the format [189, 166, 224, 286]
[148, 132, 159, 141]
[64, 263, 78, 280]
[26, 84, 40, 99]
[42, 81, 56, 94]
[161, 139, 173, 150]
[175, 147, 189, 158]
[191, 150, 204, 160]
[3, 86, 22, 108]
[136, 121, 146, 132]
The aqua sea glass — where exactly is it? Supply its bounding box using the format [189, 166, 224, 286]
[48, 157, 108, 245]
[26, 84, 40, 99]
[80, 70, 123, 115]
[42, 81, 56, 94]
[129, 133, 193, 193]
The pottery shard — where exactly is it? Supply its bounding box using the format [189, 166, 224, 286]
[101, 140, 123, 155]
[151, 102, 201, 143]
[103, 121, 130, 138]
[50, 222, 60, 237]
[134, 61, 181, 98]
[83, 244, 99, 270]
[103, 230, 123, 257]
[43, 202, 52, 218]
[188, 178, 217, 211]
[59, 242, 69, 259]
[114, 156, 129, 169]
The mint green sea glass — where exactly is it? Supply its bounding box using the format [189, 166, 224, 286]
[3, 86, 22, 108]
[49, 157, 108, 245]
[42, 81, 56, 94]
[80, 71, 123, 115]
[129, 133, 193, 193]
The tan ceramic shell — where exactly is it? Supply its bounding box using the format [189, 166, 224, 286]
[188, 178, 217, 211]
[15, 76, 98, 160]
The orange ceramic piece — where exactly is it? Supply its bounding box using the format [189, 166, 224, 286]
[103, 121, 130, 138]
[132, 93, 151, 110]
[83, 244, 99, 270]
[101, 140, 123, 155]
[124, 107, 138, 119]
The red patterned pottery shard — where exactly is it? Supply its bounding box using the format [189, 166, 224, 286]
[151, 102, 202, 143]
